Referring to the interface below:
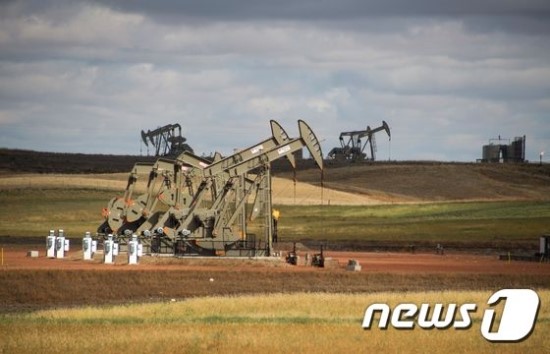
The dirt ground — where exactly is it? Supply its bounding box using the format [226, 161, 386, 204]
[1, 244, 549, 313]
[2, 244, 549, 275]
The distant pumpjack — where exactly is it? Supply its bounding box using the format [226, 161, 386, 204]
[328, 120, 391, 161]
[141, 123, 194, 157]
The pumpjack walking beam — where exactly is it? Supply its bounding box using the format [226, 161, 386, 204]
[221, 120, 322, 179]
[191, 119, 297, 178]
[177, 120, 296, 200]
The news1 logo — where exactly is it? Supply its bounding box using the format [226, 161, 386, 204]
[362, 289, 540, 342]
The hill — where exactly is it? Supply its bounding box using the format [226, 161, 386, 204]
[0, 148, 157, 174]
[276, 161, 550, 202]
[1, 148, 549, 203]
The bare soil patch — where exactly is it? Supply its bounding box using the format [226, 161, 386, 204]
[5, 245, 548, 275]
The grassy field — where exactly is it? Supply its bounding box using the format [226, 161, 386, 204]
[276, 202, 550, 244]
[0, 188, 549, 247]
[1, 291, 548, 353]
[0, 188, 113, 237]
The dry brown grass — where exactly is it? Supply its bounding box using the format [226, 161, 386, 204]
[3, 161, 549, 206]
[1, 291, 548, 353]
[0, 173, 131, 192]
[271, 176, 388, 205]
[0, 173, 386, 205]
[279, 162, 550, 202]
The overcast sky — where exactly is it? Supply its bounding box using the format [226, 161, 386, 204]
[1, 0, 549, 162]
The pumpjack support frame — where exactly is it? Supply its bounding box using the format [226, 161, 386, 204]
[100, 119, 324, 257]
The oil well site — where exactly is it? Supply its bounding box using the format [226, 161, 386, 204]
[3, 1, 550, 351]
[0, 120, 549, 313]
[1, 120, 550, 353]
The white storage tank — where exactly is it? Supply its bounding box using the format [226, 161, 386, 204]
[46, 230, 56, 258]
[55, 229, 65, 259]
[104, 235, 115, 264]
[82, 232, 93, 260]
[128, 235, 139, 265]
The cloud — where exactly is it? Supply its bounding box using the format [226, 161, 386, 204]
[0, 0, 548, 162]
[87, 0, 550, 20]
